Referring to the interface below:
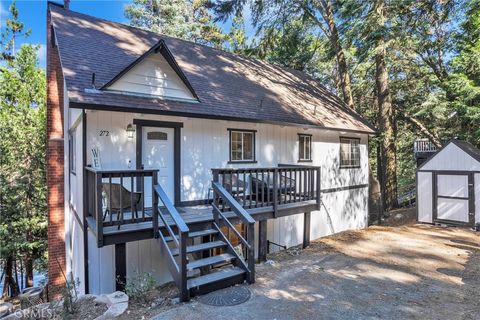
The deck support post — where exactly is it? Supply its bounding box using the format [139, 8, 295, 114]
[303, 212, 311, 249]
[115, 243, 126, 291]
[258, 220, 268, 262]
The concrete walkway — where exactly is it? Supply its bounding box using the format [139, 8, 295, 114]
[152, 225, 480, 320]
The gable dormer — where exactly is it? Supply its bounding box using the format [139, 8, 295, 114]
[102, 40, 198, 102]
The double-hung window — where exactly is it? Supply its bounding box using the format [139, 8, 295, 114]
[229, 129, 256, 163]
[340, 137, 360, 168]
[298, 134, 312, 162]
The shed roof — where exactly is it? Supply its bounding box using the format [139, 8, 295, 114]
[419, 139, 480, 171]
[49, 3, 375, 134]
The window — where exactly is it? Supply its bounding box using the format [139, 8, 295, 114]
[69, 130, 76, 174]
[229, 129, 256, 162]
[298, 134, 312, 161]
[147, 131, 168, 140]
[340, 137, 360, 168]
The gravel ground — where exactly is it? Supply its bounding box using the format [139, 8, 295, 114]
[152, 222, 480, 320]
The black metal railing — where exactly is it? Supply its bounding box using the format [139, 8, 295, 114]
[211, 164, 321, 215]
[154, 184, 189, 301]
[85, 167, 158, 247]
[212, 182, 255, 284]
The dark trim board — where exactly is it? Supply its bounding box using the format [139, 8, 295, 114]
[418, 169, 480, 174]
[70, 204, 84, 229]
[72, 102, 376, 135]
[431, 171, 475, 227]
[81, 110, 89, 294]
[133, 119, 184, 128]
[321, 184, 368, 193]
[134, 119, 182, 206]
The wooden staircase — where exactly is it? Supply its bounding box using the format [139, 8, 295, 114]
[165, 227, 248, 297]
[154, 183, 255, 301]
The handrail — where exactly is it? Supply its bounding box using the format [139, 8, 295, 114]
[212, 165, 320, 172]
[153, 183, 189, 301]
[212, 181, 255, 284]
[154, 185, 189, 233]
[212, 182, 255, 225]
[85, 166, 159, 175]
[212, 203, 251, 250]
[277, 163, 321, 169]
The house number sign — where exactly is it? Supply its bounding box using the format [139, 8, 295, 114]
[99, 130, 110, 136]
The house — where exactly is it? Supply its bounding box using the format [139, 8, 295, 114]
[46, 2, 376, 301]
[417, 139, 480, 228]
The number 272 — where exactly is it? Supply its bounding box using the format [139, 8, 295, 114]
[99, 130, 109, 136]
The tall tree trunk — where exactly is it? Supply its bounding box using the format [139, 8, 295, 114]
[375, 0, 397, 210]
[25, 255, 34, 288]
[321, 0, 355, 108]
[2, 257, 19, 299]
[305, 0, 355, 108]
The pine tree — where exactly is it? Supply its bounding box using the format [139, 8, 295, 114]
[0, 3, 46, 298]
[125, 0, 227, 47]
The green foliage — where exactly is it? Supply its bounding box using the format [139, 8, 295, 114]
[0, 2, 46, 294]
[445, 0, 480, 143]
[0, 2, 31, 62]
[59, 273, 80, 316]
[124, 272, 157, 301]
[125, 0, 227, 47]
[207, 0, 479, 195]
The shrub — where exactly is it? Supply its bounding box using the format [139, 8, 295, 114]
[124, 272, 156, 301]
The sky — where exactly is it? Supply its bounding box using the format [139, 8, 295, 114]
[0, 0, 249, 69]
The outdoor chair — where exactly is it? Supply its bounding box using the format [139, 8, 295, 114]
[102, 183, 142, 229]
[222, 174, 247, 196]
[250, 174, 296, 200]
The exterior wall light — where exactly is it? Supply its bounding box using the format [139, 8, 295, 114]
[126, 123, 135, 139]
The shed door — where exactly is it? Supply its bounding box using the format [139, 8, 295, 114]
[434, 173, 475, 226]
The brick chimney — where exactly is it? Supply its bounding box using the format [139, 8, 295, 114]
[64, 0, 70, 9]
[47, 4, 66, 298]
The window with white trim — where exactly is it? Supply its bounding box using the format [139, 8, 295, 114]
[229, 130, 256, 162]
[340, 137, 360, 168]
[298, 134, 312, 161]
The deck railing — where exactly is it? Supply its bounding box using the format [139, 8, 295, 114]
[85, 167, 159, 247]
[414, 139, 437, 153]
[211, 164, 321, 215]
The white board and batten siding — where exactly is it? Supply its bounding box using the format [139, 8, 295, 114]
[417, 140, 480, 225]
[106, 53, 196, 102]
[83, 110, 369, 293]
[64, 102, 87, 294]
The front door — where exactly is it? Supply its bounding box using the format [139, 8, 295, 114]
[434, 172, 475, 226]
[142, 127, 175, 207]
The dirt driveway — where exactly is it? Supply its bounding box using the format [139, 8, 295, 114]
[153, 224, 480, 320]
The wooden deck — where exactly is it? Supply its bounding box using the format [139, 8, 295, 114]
[86, 200, 317, 246]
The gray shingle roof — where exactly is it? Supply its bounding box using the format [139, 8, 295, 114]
[49, 4, 375, 134]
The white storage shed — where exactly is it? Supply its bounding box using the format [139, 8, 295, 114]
[417, 140, 480, 228]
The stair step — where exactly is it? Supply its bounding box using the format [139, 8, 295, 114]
[164, 229, 218, 242]
[171, 240, 226, 256]
[187, 253, 236, 271]
[187, 267, 246, 290]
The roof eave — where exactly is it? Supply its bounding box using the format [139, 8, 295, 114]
[69, 100, 376, 135]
